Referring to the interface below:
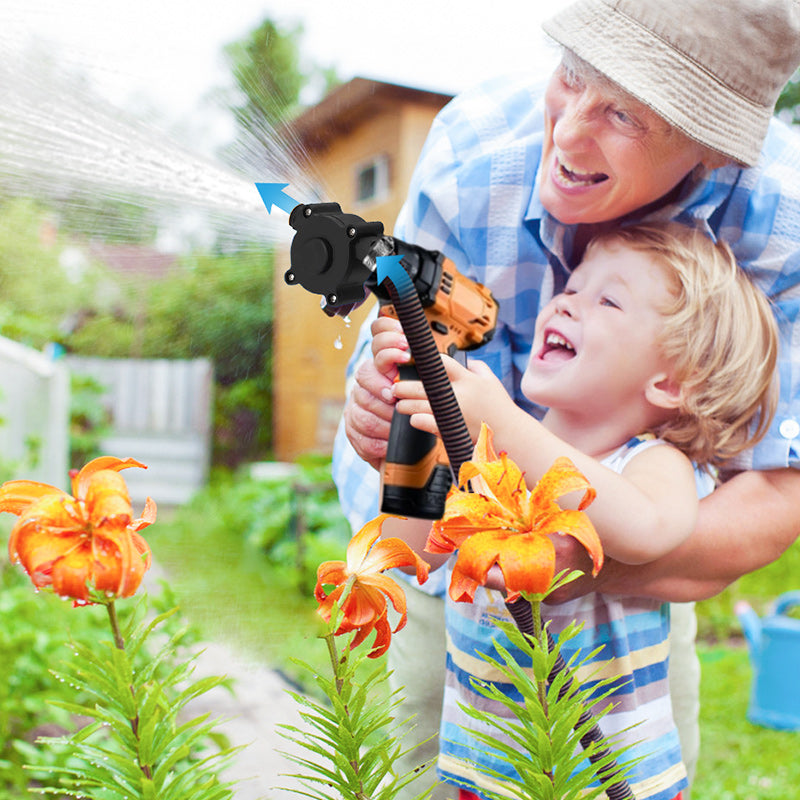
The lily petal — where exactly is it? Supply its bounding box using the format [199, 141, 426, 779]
[315, 562, 348, 602]
[1, 457, 153, 603]
[549, 510, 604, 576]
[72, 456, 146, 499]
[530, 456, 597, 511]
[131, 497, 157, 531]
[360, 536, 430, 584]
[314, 514, 430, 658]
[343, 514, 389, 571]
[0, 480, 67, 516]
[84, 471, 134, 528]
[435, 425, 603, 604]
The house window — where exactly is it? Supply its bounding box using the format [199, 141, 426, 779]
[355, 155, 390, 204]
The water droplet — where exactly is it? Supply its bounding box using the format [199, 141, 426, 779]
[333, 335, 343, 350]
[343, 315, 352, 328]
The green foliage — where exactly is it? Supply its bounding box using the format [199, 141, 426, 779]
[776, 68, 800, 124]
[32, 601, 239, 800]
[221, 18, 339, 133]
[163, 455, 349, 592]
[462, 614, 636, 800]
[278, 623, 433, 799]
[56, 191, 159, 245]
[0, 547, 230, 797]
[213, 375, 271, 467]
[0, 198, 103, 349]
[65, 313, 137, 357]
[144, 246, 275, 465]
[244, 455, 350, 576]
[0, 559, 108, 792]
[225, 20, 306, 130]
[137, 249, 274, 381]
[69, 372, 112, 469]
[216, 16, 339, 175]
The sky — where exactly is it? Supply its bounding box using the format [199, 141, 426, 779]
[2, 0, 572, 126]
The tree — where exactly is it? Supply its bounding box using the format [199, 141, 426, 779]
[776, 68, 800, 123]
[216, 18, 338, 171]
[225, 20, 306, 132]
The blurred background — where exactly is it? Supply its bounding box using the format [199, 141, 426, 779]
[1, 2, 799, 798]
[0, 0, 570, 491]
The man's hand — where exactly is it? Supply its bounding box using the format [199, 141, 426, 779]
[343, 316, 411, 471]
[545, 534, 608, 604]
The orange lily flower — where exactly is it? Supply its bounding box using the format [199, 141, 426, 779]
[0, 457, 156, 604]
[427, 423, 603, 603]
[315, 514, 430, 658]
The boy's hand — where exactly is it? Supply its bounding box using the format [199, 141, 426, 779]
[370, 315, 411, 385]
[393, 354, 511, 441]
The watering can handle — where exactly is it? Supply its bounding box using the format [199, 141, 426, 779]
[773, 590, 800, 617]
[735, 601, 762, 654]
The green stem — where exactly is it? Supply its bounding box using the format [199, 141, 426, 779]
[323, 630, 368, 800]
[530, 597, 554, 785]
[530, 598, 548, 715]
[104, 599, 153, 782]
[105, 599, 126, 650]
[324, 629, 345, 696]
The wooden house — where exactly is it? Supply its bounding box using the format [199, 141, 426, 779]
[273, 77, 452, 459]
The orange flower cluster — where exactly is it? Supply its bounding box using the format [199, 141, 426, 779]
[0, 457, 155, 604]
[428, 423, 604, 603]
[315, 424, 603, 657]
[315, 514, 429, 658]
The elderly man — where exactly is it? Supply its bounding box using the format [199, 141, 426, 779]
[333, 1, 800, 797]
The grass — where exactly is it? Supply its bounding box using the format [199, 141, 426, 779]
[691, 537, 800, 798]
[694, 645, 800, 799]
[149, 498, 331, 689]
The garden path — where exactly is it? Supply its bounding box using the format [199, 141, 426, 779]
[143, 560, 309, 799]
[186, 640, 309, 800]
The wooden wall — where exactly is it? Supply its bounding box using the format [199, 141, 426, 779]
[273, 94, 448, 460]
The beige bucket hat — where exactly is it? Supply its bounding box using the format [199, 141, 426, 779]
[543, 0, 800, 166]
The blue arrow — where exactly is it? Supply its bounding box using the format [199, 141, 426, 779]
[376, 255, 412, 295]
[255, 182, 299, 214]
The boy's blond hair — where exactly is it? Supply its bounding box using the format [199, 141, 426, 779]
[588, 223, 779, 468]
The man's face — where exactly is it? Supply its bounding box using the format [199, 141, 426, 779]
[539, 61, 709, 225]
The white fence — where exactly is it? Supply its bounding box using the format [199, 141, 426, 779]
[0, 337, 69, 488]
[65, 356, 214, 507]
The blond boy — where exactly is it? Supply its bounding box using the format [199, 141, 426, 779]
[375, 223, 778, 800]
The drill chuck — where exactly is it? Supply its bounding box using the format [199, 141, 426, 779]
[287, 202, 385, 313]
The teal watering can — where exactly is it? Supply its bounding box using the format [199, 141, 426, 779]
[735, 591, 800, 730]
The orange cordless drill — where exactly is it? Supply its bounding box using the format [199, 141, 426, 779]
[286, 202, 498, 519]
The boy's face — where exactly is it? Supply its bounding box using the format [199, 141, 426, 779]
[522, 240, 676, 420]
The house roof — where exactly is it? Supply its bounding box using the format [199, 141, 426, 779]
[288, 77, 453, 153]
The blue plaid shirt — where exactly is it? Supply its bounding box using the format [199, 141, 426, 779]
[333, 73, 800, 533]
